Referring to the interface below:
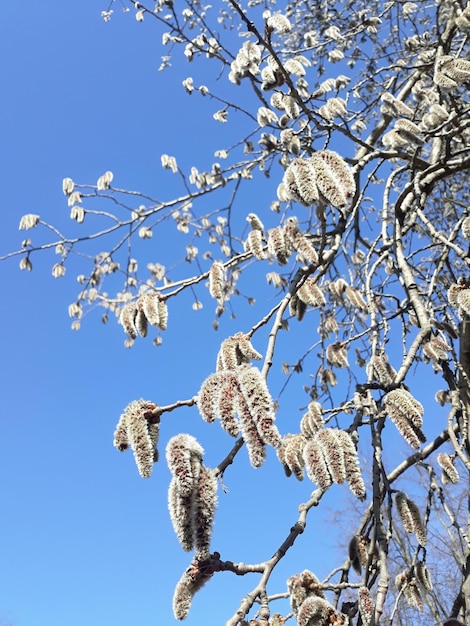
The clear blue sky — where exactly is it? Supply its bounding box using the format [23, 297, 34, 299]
[0, 3, 451, 626]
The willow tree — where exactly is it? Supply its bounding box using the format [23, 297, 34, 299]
[6, 0, 470, 624]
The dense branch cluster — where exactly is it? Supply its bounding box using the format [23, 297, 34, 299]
[198, 333, 281, 467]
[9, 0, 470, 623]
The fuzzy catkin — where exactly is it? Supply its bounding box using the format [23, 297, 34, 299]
[217, 373, 243, 436]
[238, 365, 281, 447]
[349, 535, 369, 574]
[296, 596, 333, 626]
[135, 308, 148, 338]
[245, 229, 267, 260]
[303, 438, 333, 490]
[287, 570, 325, 616]
[395, 492, 427, 545]
[368, 353, 396, 386]
[120, 303, 138, 339]
[166, 434, 204, 497]
[208, 260, 225, 300]
[415, 561, 433, 591]
[216, 333, 262, 371]
[298, 280, 325, 307]
[115, 400, 160, 478]
[141, 292, 160, 326]
[283, 158, 318, 206]
[336, 430, 366, 500]
[197, 372, 223, 423]
[168, 477, 196, 551]
[278, 433, 307, 480]
[310, 150, 356, 208]
[300, 401, 324, 436]
[317, 429, 346, 484]
[193, 467, 218, 558]
[267, 226, 290, 264]
[358, 587, 374, 626]
[437, 452, 459, 484]
[173, 559, 213, 620]
[113, 412, 129, 452]
[384, 389, 426, 448]
[326, 343, 349, 368]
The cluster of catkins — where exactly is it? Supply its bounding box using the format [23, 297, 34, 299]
[277, 150, 356, 209]
[290, 276, 326, 321]
[119, 291, 168, 339]
[395, 491, 427, 546]
[448, 275, 470, 318]
[434, 55, 470, 91]
[277, 401, 366, 500]
[197, 333, 281, 468]
[395, 561, 433, 612]
[167, 434, 218, 620]
[383, 388, 426, 449]
[113, 399, 161, 478]
[422, 335, 452, 370]
[380, 86, 451, 148]
[287, 570, 348, 626]
[244, 213, 320, 269]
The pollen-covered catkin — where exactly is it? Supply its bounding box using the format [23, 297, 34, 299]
[168, 477, 196, 551]
[395, 491, 427, 545]
[317, 429, 346, 484]
[296, 596, 335, 626]
[141, 292, 161, 326]
[336, 429, 366, 500]
[415, 561, 433, 591]
[303, 438, 333, 490]
[368, 353, 396, 386]
[237, 397, 268, 468]
[166, 434, 204, 497]
[172, 559, 214, 620]
[216, 372, 243, 437]
[193, 467, 218, 558]
[267, 226, 290, 264]
[120, 302, 138, 339]
[287, 570, 325, 616]
[283, 217, 318, 265]
[310, 150, 356, 208]
[326, 343, 349, 368]
[116, 400, 160, 478]
[437, 452, 459, 484]
[300, 401, 324, 436]
[348, 535, 369, 574]
[278, 433, 307, 479]
[298, 279, 325, 307]
[156, 298, 168, 330]
[395, 570, 424, 611]
[208, 260, 225, 300]
[113, 412, 129, 452]
[238, 365, 281, 447]
[384, 389, 426, 448]
[216, 332, 262, 370]
[282, 158, 318, 206]
[197, 372, 224, 423]
[358, 587, 374, 626]
[135, 308, 148, 338]
[245, 229, 267, 260]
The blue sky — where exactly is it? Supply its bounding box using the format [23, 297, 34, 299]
[0, 3, 454, 626]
